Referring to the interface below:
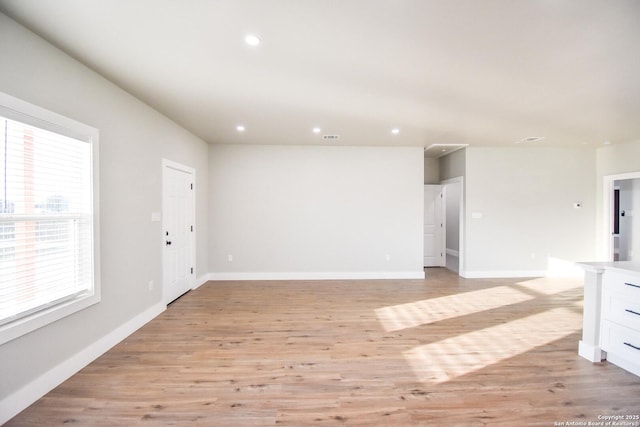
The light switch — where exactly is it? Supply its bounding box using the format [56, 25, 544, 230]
[151, 212, 161, 222]
[471, 212, 483, 219]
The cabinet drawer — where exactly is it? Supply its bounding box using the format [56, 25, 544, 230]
[602, 292, 640, 331]
[603, 271, 640, 300]
[601, 320, 640, 364]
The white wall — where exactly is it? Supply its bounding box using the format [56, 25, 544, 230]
[208, 144, 424, 279]
[464, 147, 596, 277]
[439, 148, 466, 182]
[424, 156, 439, 184]
[0, 13, 209, 421]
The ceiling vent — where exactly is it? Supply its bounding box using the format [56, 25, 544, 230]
[322, 134, 340, 141]
[517, 136, 545, 144]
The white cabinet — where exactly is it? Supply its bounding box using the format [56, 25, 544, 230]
[578, 262, 640, 377]
[600, 270, 640, 376]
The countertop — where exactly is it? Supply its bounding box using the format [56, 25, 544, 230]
[577, 261, 640, 274]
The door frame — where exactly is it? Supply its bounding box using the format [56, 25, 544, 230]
[603, 171, 640, 261]
[441, 176, 465, 275]
[423, 184, 445, 267]
[162, 158, 196, 304]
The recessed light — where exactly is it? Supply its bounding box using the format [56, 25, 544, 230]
[391, 128, 400, 135]
[603, 140, 612, 145]
[236, 125, 245, 132]
[312, 127, 321, 134]
[244, 34, 261, 46]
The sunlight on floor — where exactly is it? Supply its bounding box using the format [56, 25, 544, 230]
[375, 286, 532, 332]
[374, 275, 585, 384]
[403, 307, 582, 383]
[375, 277, 583, 332]
[515, 275, 583, 295]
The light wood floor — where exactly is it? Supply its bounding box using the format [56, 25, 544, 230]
[7, 268, 640, 426]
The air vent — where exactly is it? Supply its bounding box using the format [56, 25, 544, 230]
[517, 136, 545, 144]
[322, 134, 340, 141]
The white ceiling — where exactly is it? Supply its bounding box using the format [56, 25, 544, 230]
[1, 0, 639, 156]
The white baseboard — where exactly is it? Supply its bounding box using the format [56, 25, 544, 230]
[193, 274, 210, 289]
[206, 271, 425, 281]
[605, 352, 640, 377]
[461, 270, 547, 279]
[0, 302, 165, 425]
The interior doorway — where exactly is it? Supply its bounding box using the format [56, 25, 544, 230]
[603, 171, 640, 262]
[612, 177, 640, 261]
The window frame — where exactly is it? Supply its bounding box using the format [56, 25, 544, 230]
[0, 92, 100, 345]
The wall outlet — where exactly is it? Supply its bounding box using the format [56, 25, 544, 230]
[148, 280, 154, 291]
[228, 254, 233, 262]
[385, 254, 391, 261]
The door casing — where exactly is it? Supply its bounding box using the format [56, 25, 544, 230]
[424, 184, 444, 267]
[603, 171, 640, 261]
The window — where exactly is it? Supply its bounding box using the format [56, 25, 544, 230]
[0, 92, 99, 345]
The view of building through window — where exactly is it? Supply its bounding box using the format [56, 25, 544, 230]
[0, 115, 94, 326]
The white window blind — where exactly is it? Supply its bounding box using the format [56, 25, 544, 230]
[0, 92, 99, 343]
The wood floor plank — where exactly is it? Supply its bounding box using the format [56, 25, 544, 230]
[6, 269, 640, 425]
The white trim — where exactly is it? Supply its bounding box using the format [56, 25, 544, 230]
[193, 274, 210, 289]
[0, 91, 101, 345]
[423, 184, 445, 267]
[0, 92, 98, 142]
[605, 352, 640, 378]
[162, 158, 195, 175]
[603, 171, 640, 261]
[578, 340, 604, 363]
[461, 270, 547, 279]
[446, 248, 459, 257]
[0, 302, 165, 425]
[207, 271, 425, 281]
[440, 176, 465, 275]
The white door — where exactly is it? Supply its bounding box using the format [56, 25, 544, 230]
[424, 185, 444, 267]
[163, 160, 195, 304]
